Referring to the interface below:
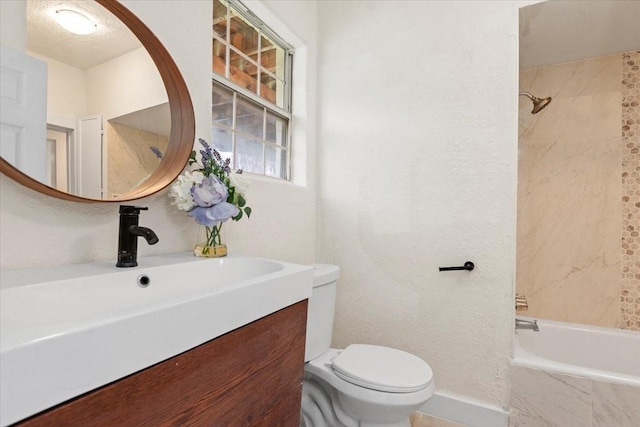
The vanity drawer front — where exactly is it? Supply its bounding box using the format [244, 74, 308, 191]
[15, 300, 307, 427]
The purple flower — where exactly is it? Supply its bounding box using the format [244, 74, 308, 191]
[149, 146, 163, 159]
[188, 175, 239, 227]
[199, 138, 213, 165]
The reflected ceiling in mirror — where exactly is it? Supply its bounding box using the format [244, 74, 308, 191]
[0, 0, 194, 202]
[27, 0, 140, 69]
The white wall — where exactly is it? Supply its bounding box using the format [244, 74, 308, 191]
[0, 1, 25, 51]
[86, 47, 167, 120]
[316, 0, 522, 408]
[0, 0, 317, 270]
[28, 47, 165, 124]
[28, 52, 87, 127]
[0, 0, 528, 413]
[224, 0, 318, 263]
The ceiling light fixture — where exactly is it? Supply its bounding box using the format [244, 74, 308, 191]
[54, 9, 97, 35]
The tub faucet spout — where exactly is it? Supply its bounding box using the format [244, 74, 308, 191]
[116, 205, 159, 268]
[515, 318, 539, 332]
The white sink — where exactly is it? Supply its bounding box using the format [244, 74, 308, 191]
[0, 253, 313, 426]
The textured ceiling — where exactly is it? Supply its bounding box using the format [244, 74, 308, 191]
[520, 0, 640, 70]
[27, 0, 142, 70]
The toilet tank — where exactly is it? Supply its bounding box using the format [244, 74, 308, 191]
[305, 264, 340, 362]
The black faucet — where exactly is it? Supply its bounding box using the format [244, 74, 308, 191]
[116, 205, 159, 267]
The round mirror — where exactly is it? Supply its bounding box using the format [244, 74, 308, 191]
[0, 0, 194, 202]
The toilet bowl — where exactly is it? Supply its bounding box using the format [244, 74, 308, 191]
[301, 265, 434, 427]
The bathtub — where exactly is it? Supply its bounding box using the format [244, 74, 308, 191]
[513, 316, 640, 386]
[510, 317, 640, 427]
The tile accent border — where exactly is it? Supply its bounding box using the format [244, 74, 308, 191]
[621, 50, 640, 331]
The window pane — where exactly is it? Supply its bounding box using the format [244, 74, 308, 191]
[212, 83, 234, 128]
[236, 136, 264, 174]
[212, 39, 227, 76]
[229, 47, 258, 94]
[261, 36, 285, 80]
[211, 127, 233, 159]
[210, 1, 291, 180]
[260, 36, 276, 77]
[266, 111, 287, 147]
[230, 11, 259, 56]
[265, 145, 287, 179]
[259, 72, 282, 106]
[212, 0, 227, 39]
[236, 95, 263, 139]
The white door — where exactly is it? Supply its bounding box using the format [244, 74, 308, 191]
[46, 127, 70, 192]
[77, 115, 103, 199]
[0, 46, 47, 183]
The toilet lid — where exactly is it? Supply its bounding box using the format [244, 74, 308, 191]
[331, 344, 433, 393]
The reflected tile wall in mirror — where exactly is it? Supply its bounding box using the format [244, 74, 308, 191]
[106, 123, 168, 199]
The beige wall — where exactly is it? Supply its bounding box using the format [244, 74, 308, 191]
[516, 52, 640, 330]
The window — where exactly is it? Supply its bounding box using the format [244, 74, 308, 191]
[211, 0, 292, 179]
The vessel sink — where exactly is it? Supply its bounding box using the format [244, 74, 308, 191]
[0, 253, 313, 426]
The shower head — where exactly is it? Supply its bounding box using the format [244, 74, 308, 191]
[519, 91, 552, 114]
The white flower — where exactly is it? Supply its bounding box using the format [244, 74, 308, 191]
[168, 171, 205, 211]
[229, 171, 250, 196]
[188, 170, 205, 184]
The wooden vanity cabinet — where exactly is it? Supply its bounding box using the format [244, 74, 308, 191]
[16, 300, 308, 427]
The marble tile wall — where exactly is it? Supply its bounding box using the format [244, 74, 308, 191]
[518, 52, 640, 331]
[517, 54, 623, 328]
[621, 51, 640, 330]
[106, 122, 168, 199]
[509, 366, 640, 427]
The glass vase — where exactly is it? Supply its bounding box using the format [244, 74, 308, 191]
[193, 224, 227, 257]
[193, 243, 227, 257]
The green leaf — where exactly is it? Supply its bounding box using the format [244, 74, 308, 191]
[244, 206, 252, 218]
[188, 150, 197, 165]
[237, 195, 246, 207]
[232, 210, 243, 221]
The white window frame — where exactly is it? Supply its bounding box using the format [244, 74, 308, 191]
[212, 0, 293, 180]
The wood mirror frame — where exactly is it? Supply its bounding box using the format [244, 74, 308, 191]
[0, 0, 195, 203]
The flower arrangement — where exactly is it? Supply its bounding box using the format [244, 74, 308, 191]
[169, 139, 251, 256]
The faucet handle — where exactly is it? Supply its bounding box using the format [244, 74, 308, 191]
[119, 205, 149, 214]
[515, 294, 529, 310]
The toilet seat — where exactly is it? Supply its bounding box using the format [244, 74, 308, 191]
[331, 344, 433, 393]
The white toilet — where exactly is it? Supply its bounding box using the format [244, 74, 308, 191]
[301, 265, 435, 427]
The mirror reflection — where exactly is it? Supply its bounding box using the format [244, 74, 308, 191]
[1, 0, 170, 199]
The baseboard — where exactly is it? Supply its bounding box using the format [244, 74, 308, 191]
[417, 391, 509, 427]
